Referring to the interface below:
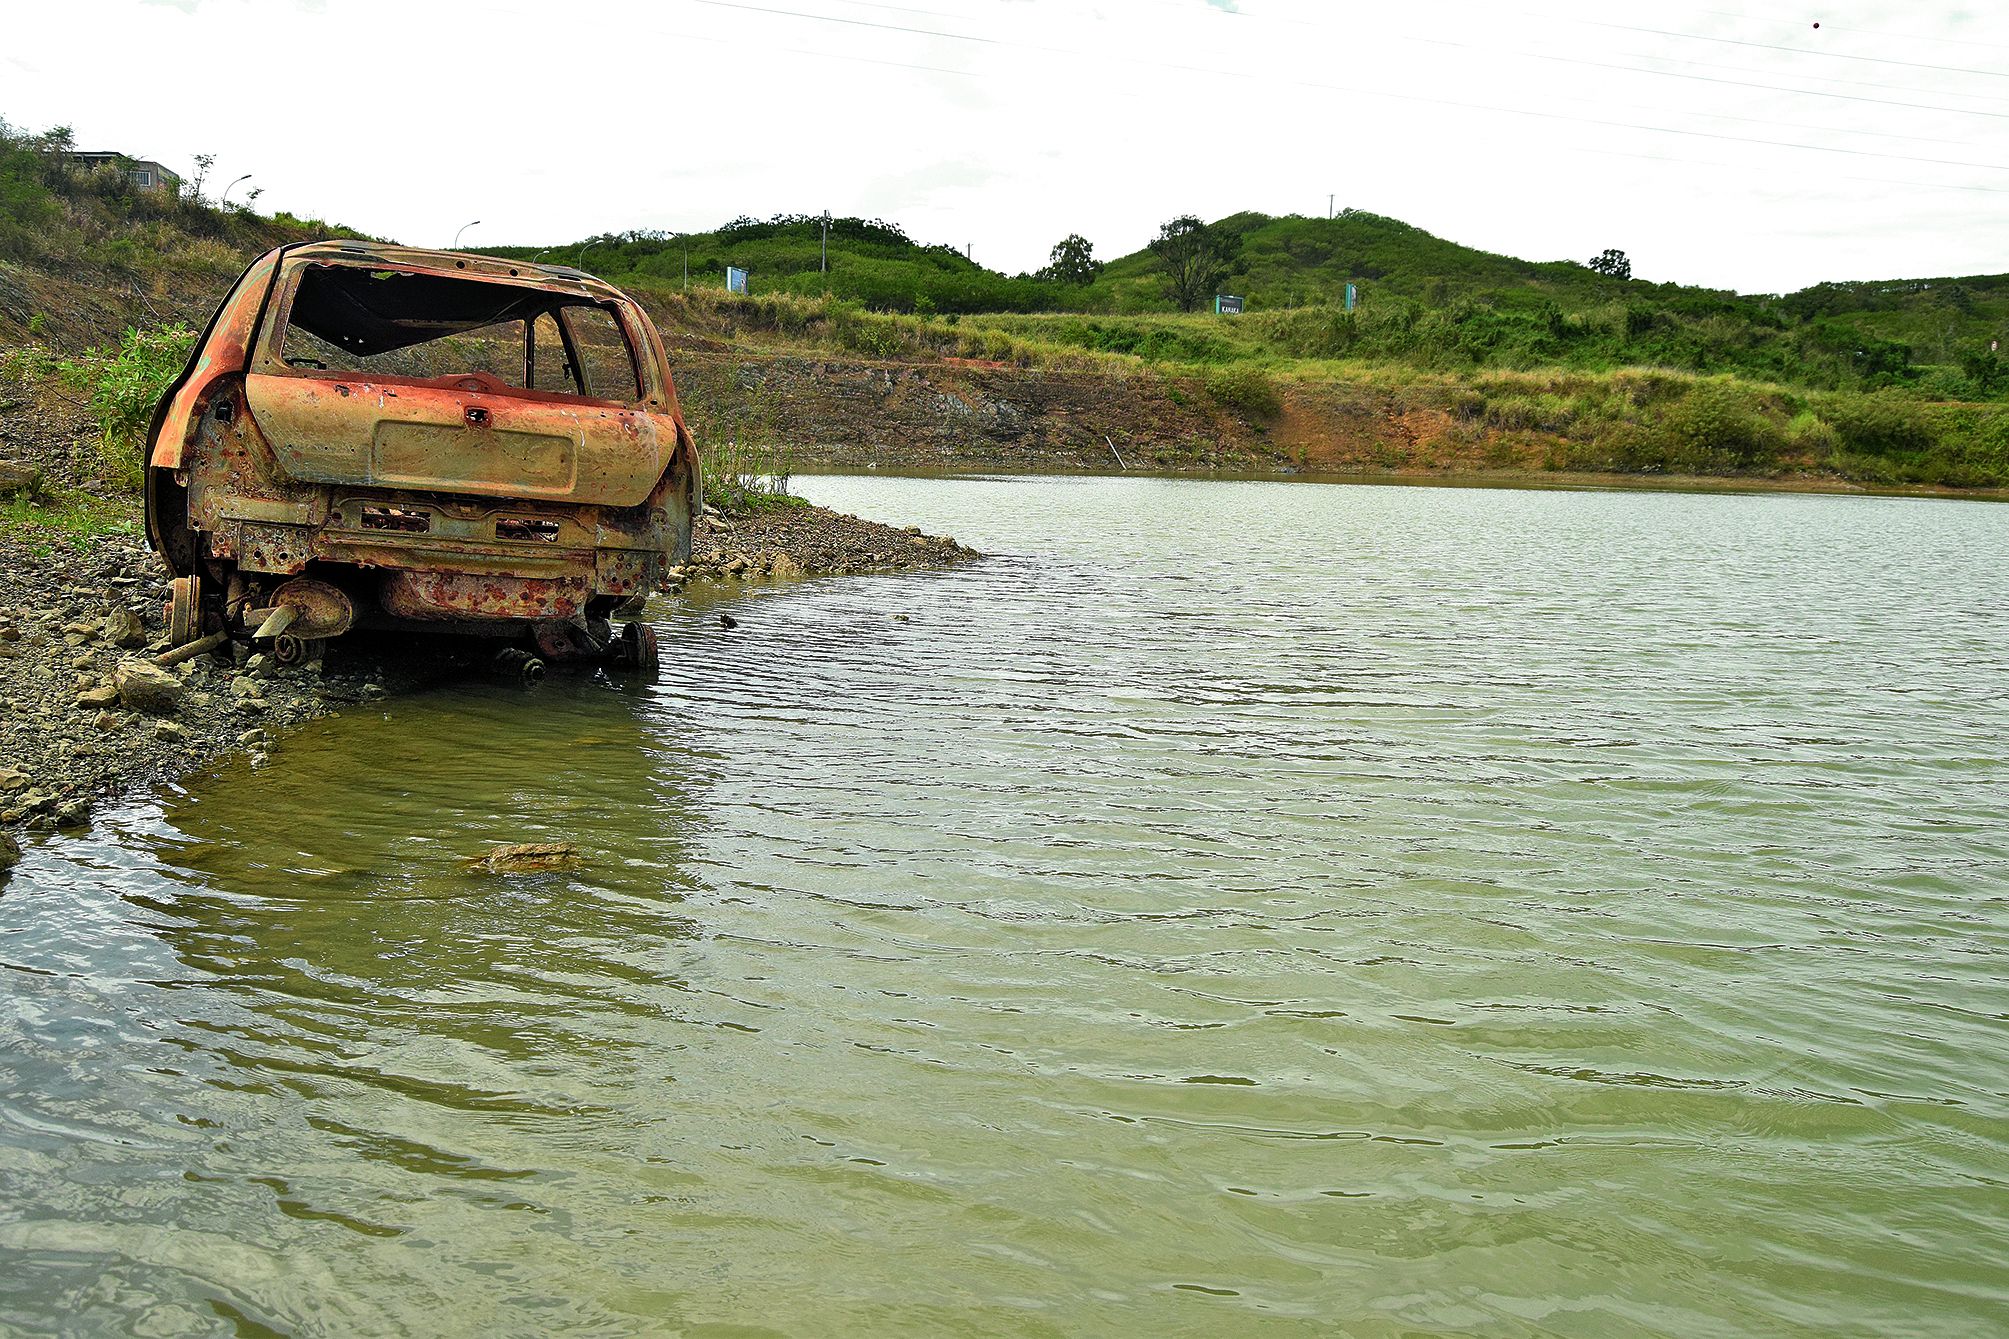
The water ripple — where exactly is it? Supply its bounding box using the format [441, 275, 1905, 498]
[0, 477, 2003, 1336]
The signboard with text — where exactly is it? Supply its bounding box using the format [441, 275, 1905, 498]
[1214, 294, 1244, 315]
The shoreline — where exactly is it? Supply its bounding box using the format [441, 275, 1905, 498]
[790, 459, 2009, 504]
[0, 497, 975, 849]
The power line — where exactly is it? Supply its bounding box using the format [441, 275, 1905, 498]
[690, 0, 2009, 172]
[1563, 15, 2009, 79]
[694, 0, 1001, 45]
[1207, 1, 2009, 110]
[1413, 35, 2009, 124]
[1604, 45, 2009, 108]
[1689, 7, 2009, 53]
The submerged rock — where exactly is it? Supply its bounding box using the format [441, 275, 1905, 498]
[462, 842, 583, 875]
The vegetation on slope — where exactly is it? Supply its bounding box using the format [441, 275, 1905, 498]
[2, 110, 2004, 491]
[505, 209, 2006, 405]
[485, 215, 1070, 317]
[0, 118, 362, 347]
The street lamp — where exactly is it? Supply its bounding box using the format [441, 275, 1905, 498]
[220, 173, 253, 208]
[453, 219, 480, 249]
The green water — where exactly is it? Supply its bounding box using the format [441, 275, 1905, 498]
[2, 477, 2005, 1337]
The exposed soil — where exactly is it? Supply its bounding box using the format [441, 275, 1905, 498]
[669, 351, 1277, 473]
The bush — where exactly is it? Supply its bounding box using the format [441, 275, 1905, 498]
[1823, 392, 1935, 457]
[701, 437, 800, 515]
[1660, 381, 1780, 467]
[59, 322, 197, 488]
[1784, 410, 1840, 457]
[1203, 365, 1282, 420]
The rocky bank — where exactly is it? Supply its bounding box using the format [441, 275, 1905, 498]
[0, 365, 977, 848]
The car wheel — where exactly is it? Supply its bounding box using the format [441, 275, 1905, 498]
[166, 575, 203, 647]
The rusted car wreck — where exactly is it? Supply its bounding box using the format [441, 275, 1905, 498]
[145, 240, 699, 675]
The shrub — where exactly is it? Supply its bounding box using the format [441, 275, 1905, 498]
[1660, 381, 1780, 467]
[1823, 392, 1935, 457]
[701, 437, 800, 515]
[1203, 365, 1282, 420]
[1784, 410, 1840, 457]
[60, 322, 196, 488]
[1446, 388, 1485, 421]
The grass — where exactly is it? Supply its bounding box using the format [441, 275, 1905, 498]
[499, 207, 2009, 405]
[0, 489, 136, 555]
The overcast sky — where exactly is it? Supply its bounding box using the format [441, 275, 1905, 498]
[5, 0, 2005, 293]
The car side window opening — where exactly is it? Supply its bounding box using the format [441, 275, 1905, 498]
[275, 265, 641, 401]
[529, 312, 581, 395]
[562, 305, 642, 402]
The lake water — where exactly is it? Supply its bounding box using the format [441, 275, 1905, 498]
[1, 476, 2005, 1337]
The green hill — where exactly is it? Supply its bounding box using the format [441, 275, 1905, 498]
[486, 216, 1066, 316]
[1090, 209, 1601, 307]
[496, 210, 2007, 400]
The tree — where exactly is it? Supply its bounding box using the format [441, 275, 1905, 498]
[1960, 343, 2004, 396]
[1040, 233, 1100, 286]
[1588, 248, 1632, 280]
[1149, 215, 1240, 312]
[187, 152, 215, 202]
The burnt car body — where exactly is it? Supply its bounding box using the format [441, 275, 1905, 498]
[144, 240, 698, 670]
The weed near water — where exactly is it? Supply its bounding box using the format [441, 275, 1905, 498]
[702, 439, 802, 516]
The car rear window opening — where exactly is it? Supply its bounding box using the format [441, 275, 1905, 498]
[277, 264, 641, 401]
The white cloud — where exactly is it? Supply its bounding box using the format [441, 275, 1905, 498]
[5, 0, 2005, 292]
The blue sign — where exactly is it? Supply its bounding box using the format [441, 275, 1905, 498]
[726, 266, 749, 295]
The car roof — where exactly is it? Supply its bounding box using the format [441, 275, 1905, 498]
[283, 239, 630, 303]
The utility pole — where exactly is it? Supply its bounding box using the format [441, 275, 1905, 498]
[821, 209, 830, 274]
[1328, 193, 1334, 220]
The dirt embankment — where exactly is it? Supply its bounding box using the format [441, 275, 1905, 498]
[666, 349, 1537, 477]
[670, 350, 1283, 473]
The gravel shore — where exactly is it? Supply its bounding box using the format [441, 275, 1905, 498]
[682, 501, 976, 583]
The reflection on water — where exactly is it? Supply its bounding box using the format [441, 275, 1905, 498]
[1, 476, 2005, 1337]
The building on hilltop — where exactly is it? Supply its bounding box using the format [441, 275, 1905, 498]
[64, 152, 181, 193]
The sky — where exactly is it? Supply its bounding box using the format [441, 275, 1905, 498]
[4, 0, 2005, 293]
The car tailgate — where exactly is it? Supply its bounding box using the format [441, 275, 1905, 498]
[242, 373, 671, 507]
